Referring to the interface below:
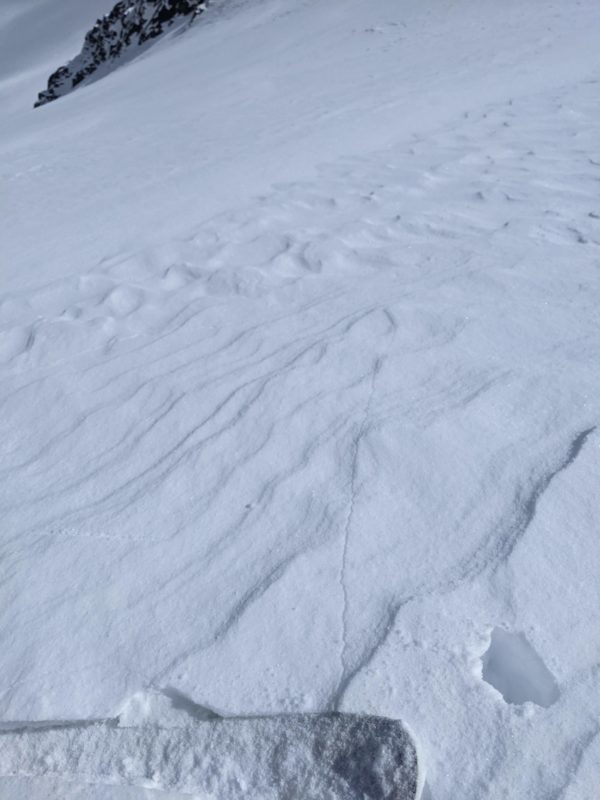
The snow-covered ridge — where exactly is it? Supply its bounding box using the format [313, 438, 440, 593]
[34, 0, 206, 107]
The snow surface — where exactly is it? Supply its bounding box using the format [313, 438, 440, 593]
[1, 0, 600, 797]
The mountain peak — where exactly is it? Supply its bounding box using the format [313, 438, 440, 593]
[35, 0, 206, 107]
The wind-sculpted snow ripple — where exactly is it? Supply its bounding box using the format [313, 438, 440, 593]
[1, 73, 600, 800]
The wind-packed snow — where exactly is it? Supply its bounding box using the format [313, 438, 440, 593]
[1, 0, 600, 797]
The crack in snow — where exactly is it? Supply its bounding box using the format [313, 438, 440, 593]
[332, 598, 404, 711]
[336, 360, 382, 705]
[335, 309, 397, 709]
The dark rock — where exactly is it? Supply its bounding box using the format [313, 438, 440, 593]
[35, 0, 207, 107]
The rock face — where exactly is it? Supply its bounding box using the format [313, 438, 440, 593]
[35, 0, 206, 107]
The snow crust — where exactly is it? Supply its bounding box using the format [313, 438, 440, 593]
[1, 0, 600, 797]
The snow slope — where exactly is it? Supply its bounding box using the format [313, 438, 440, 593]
[1, 0, 600, 797]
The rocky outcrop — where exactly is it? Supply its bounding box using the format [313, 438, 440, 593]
[35, 0, 207, 107]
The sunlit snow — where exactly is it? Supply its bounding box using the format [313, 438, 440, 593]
[1, 0, 600, 798]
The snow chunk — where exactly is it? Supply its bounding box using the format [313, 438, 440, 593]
[0, 713, 421, 799]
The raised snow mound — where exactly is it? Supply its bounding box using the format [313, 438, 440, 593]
[34, 0, 207, 107]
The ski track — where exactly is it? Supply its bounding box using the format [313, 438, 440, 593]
[1, 67, 600, 799]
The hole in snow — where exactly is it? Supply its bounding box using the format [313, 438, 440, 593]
[481, 628, 560, 708]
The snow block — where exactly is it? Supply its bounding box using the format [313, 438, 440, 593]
[0, 712, 421, 799]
